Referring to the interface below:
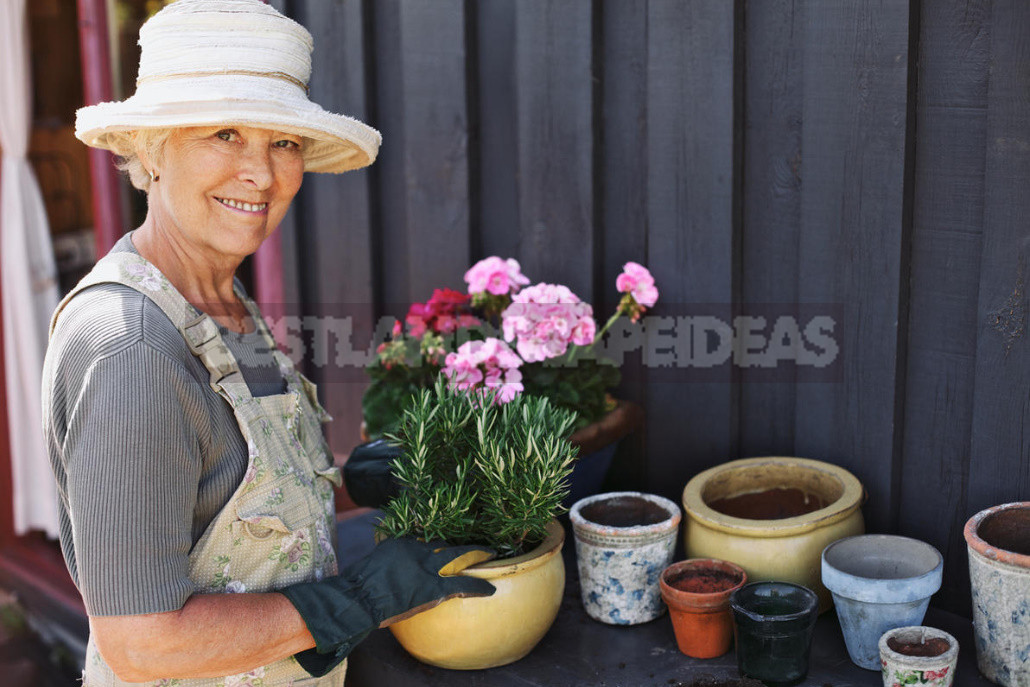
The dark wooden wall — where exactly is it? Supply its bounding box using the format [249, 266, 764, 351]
[274, 0, 1030, 616]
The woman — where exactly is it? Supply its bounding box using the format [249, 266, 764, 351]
[42, 1, 492, 685]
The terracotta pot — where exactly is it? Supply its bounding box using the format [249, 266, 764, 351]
[659, 558, 747, 658]
[682, 456, 865, 612]
[570, 491, 681, 625]
[879, 626, 958, 687]
[388, 519, 565, 670]
[964, 502, 1030, 687]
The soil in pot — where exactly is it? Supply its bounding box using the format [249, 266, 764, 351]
[579, 495, 670, 527]
[887, 636, 951, 658]
[667, 568, 742, 594]
[708, 487, 830, 520]
[977, 507, 1030, 555]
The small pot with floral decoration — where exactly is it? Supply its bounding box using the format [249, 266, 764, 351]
[879, 626, 958, 687]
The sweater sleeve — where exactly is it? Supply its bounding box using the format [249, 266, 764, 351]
[64, 340, 207, 616]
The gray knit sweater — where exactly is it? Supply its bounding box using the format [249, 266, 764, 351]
[42, 234, 284, 616]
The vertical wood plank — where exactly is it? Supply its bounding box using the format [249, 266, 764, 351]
[476, 0, 520, 262]
[643, 0, 740, 499]
[291, 0, 376, 453]
[738, 0, 803, 456]
[601, 0, 649, 490]
[967, 2, 1030, 512]
[793, 0, 913, 534]
[897, 0, 989, 615]
[510, 0, 594, 299]
[374, 0, 470, 310]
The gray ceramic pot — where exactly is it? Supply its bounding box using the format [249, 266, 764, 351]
[822, 534, 943, 670]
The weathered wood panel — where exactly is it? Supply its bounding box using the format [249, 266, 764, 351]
[643, 0, 740, 498]
[897, 0, 989, 615]
[373, 0, 470, 311]
[738, 0, 804, 456]
[508, 0, 595, 300]
[271, 0, 1030, 616]
[476, 0, 519, 262]
[966, 1, 1030, 513]
[600, 0, 649, 490]
[792, 1, 914, 534]
[292, 0, 376, 453]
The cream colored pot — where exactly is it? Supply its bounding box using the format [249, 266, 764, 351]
[389, 519, 565, 670]
[682, 457, 864, 612]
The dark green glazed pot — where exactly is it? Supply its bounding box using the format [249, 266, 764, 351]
[730, 581, 819, 686]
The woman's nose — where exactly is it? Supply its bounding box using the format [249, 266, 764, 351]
[238, 146, 274, 189]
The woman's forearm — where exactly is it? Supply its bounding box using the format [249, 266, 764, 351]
[90, 592, 316, 681]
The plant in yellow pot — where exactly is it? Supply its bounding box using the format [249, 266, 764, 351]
[375, 378, 578, 669]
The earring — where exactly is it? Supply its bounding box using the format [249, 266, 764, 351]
[149, 169, 160, 183]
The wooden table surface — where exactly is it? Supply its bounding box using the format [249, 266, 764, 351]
[338, 512, 993, 687]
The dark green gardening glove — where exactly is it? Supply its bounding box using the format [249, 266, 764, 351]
[342, 439, 403, 508]
[281, 537, 496, 676]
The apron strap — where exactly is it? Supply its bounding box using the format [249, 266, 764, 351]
[52, 249, 251, 399]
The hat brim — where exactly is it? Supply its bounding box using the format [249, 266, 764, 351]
[76, 78, 381, 174]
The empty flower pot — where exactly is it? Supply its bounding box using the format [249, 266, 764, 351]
[822, 534, 943, 670]
[730, 581, 820, 687]
[659, 558, 747, 658]
[682, 456, 865, 613]
[964, 502, 1030, 687]
[570, 491, 681, 625]
[879, 626, 958, 687]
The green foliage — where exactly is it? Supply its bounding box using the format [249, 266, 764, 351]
[521, 354, 621, 429]
[376, 378, 579, 558]
[362, 337, 442, 437]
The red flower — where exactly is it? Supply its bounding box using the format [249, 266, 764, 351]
[404, 288, 477, 336]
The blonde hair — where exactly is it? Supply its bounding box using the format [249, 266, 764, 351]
[111, 128, 174, 192]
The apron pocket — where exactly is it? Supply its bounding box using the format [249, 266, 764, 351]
[235, 473, 318, 538]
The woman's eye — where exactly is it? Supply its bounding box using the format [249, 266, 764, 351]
[274, 139, 301, 150]
[215, 130, 238, 142]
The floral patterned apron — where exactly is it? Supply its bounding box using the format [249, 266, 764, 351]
[51, 250, 346, 687]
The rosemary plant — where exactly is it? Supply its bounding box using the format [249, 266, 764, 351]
[376, 379, 579, 558]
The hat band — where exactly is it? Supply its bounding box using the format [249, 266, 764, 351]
[137, 70, 309, 94]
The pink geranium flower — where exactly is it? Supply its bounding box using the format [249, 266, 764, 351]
[501, 283, 596, 362]
[615, 262, 659, 322]
[464, 257, 530, 296]
[443, 338, 524, 403]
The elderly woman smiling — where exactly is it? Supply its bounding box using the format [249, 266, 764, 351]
[41, 1, 493, 685]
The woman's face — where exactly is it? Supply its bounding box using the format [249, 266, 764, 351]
[146, 125, 305, 262]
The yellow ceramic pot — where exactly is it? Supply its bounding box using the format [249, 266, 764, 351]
[681, 457, 864, 612]
[389, 520, 565, 669]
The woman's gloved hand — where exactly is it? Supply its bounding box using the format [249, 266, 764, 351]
[281, 537, 496, 676]
[342, 439, 403, 508]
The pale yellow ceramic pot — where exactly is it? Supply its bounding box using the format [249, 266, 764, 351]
[682, 457, 864, 613]
[389, 519, 565, 670]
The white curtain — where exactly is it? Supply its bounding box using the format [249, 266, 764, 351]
[0, 0, 61, 537]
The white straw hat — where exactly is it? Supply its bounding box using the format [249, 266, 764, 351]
[75, 0, 380, 174]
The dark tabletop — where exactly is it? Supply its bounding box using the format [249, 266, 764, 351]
[337, 512, 992, 687]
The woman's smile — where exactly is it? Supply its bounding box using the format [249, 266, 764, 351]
[214, 196, 270, 214]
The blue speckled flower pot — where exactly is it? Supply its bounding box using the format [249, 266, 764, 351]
[822, 535, 943, 670]
[570, 491, 681, 625]
[965, 502, 1030, 687]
